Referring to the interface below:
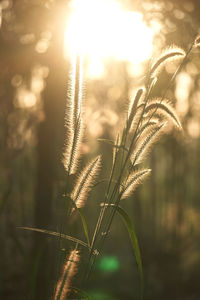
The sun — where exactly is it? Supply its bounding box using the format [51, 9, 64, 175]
[64, 0, 154, 78]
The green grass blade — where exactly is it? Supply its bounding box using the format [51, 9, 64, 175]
[77, 208, 90, 247]
[67, 196, 90, 247]
[115, 206, 143, 299]
[18, 227, 97, 253]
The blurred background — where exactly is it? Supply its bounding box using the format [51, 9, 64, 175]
[1, 0, 200, 299]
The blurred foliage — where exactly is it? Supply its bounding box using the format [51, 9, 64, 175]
[0, 0, 200, 299]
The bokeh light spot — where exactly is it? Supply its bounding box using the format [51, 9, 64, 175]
[97, 256, 119, 272]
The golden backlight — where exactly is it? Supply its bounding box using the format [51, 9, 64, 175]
[64, 0, 154, 78]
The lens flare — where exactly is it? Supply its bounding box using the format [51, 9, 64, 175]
[64, 0, 154, 77]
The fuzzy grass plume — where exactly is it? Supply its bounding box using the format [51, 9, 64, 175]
[150, 46, 185, 77]
[127, 88, 144, 132]
[121, 169, 151, 200]
[63, 56, 83, 175]
[71, 156, 101, 208]
[54, 249, 80, 300]
[131, 123, 166, 165]
[144, 98, 182, 128]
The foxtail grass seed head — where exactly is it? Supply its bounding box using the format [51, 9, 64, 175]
[131, 123, 166, 165]
[63, 56, 84, 175]
[71, 156, 101, 208]
[151, 46, 185, 77]
[54, 250, 80, 300]
[136, 120, 159, 139]
[73, 56, 83, 125]
[128, 103, 145, 135]
[121, 169, 151, 200]
[145, 98, 182, 129]
[127, 88, 144, 132]
[63, 115, 83, 175]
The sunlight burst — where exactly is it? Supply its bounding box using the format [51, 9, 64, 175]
[64, 0, 154, 78]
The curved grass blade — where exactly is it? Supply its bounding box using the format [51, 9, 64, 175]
[115, 206, 143, 299]
[77, 208, 90, 247]
[18, 227, 98, 254]
[68, 196, 90, 247]
[103, 204, 143, 298]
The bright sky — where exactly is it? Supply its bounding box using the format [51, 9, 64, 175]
[64, 0, 154, 78]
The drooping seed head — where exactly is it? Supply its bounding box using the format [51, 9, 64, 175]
[151, 46, 185, 77]
[144, 98, 182, 129]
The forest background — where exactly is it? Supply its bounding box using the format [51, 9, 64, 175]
[1, 0, 200, 299]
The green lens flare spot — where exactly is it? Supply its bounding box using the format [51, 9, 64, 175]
[97, 256, 119, 272]
[88, 291, 116, 300]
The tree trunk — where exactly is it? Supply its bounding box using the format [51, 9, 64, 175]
[33, 2, 68, 299]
